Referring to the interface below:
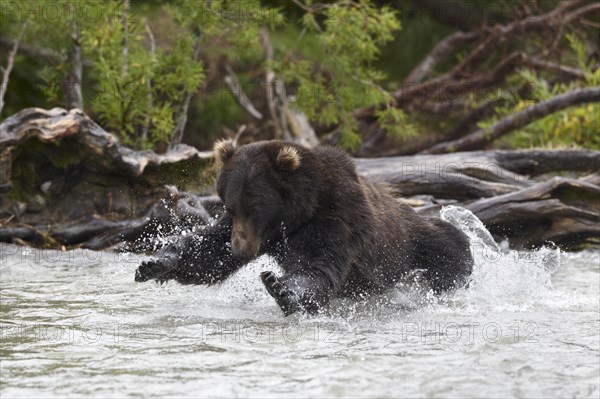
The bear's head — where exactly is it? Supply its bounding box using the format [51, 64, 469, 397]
[213, 139, 319, 261]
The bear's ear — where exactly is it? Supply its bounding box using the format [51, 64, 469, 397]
[275, 146, 301, 171]
[213, 139, 237, 167]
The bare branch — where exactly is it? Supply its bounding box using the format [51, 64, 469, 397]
[286, 108, 320, 147]
[404, 31, 480, 84]
[434, 4, 589, 96]
[0, 36, 93, 67]
[233, 124, 247, 143]
[562, 2, 600, 24]
[274, 76, 292, 141]
[121, 0, 130, 80]
[63, 3, 83, 111]
[260, 28, 283, 139]
[141, 20, 156, 144]
[0, 22, 26, 114]
[409, 99, 469, 114]
[64, 29, 83, 110]
[446, 98, 504, 141]
[223, 63, 263, 120]
[0, 36, 55, 65]
[171, 30, 202, 148]
[524, 57, 586, 80]
[422, 87, 600, 154]
[145, 21, 156, 55]
[354, 1, 600, 120]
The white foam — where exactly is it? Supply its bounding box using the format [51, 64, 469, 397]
[440, 205, 560, 312]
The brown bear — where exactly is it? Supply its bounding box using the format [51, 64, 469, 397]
[135, 140, 473, 315]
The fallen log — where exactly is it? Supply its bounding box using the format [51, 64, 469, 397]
[494, 150, 600, 177]
[356, 150, 599, 181]
[0, 107, 214, 228]
[357, 153, 600, 249]
[464, 177, 600, 249]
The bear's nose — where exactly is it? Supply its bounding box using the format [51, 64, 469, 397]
[231, 237, 247, 260]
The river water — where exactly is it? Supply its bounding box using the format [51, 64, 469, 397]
[1, 208, 599, 398]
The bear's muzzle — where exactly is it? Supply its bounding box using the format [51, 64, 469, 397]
[231, 218, 261, 260]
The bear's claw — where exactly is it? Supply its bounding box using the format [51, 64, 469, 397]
[260, 271, 301, 316]
[135, 259, 174, 283]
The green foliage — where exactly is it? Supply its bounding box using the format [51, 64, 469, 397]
[1, 1, 207, 149]
[1, 0, 414, 151]
[275, 0, 412, 149]
[3, 1, 81, 109]
[478, 34, 600, 150]
[83, 6, 205, 148]
[376, 107, 418, 138]
[172, 0, 284, 61]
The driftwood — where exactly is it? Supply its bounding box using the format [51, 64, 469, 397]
[0, 107, 214, 248]
[0, 108, 213, 177]
[0, 108, 598, 251]
[356, 149, 600, 182]
[109, 149, 598, 251]
[465, 177, 600, 249]
[357, 151, 599, 250]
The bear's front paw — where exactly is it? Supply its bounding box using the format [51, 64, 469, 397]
[135, 259, 174, 284]
[260, 271, 301, 316]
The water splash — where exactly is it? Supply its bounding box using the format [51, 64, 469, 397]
[126, 204, 563, 317]
[440, 205, 500, 252]
[440, 205, 561, 311]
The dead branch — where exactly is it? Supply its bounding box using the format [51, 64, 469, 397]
[404, 31, 481, 84]
[354, 2, 600, 120]
[233, 124, 247, 143]
[260, 28, 286, 140]
[223, 63, 263, 120]
[171, 29, 202, 148]
[0, 36, 56, 65]
[409, 100, 469, 114]
[354, 52, 526, 118]
[0, 36, 93, 67]
[274, 76, 292, 141]
[352, 1, 600, 156]
[286, 108, 320, 147]
[443, 83, 535, 146]
[141, 21, 156, 144]
[121, 0, 130, 80]
[447, 98, 502, 138]
[422, 87, 600, 154]
[0, 22, 26, 114]
[64, 25, 83, 110]
[414, 0, 510, 31]
[524, 57, 586, 80]
[430, 51, 527, 102]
